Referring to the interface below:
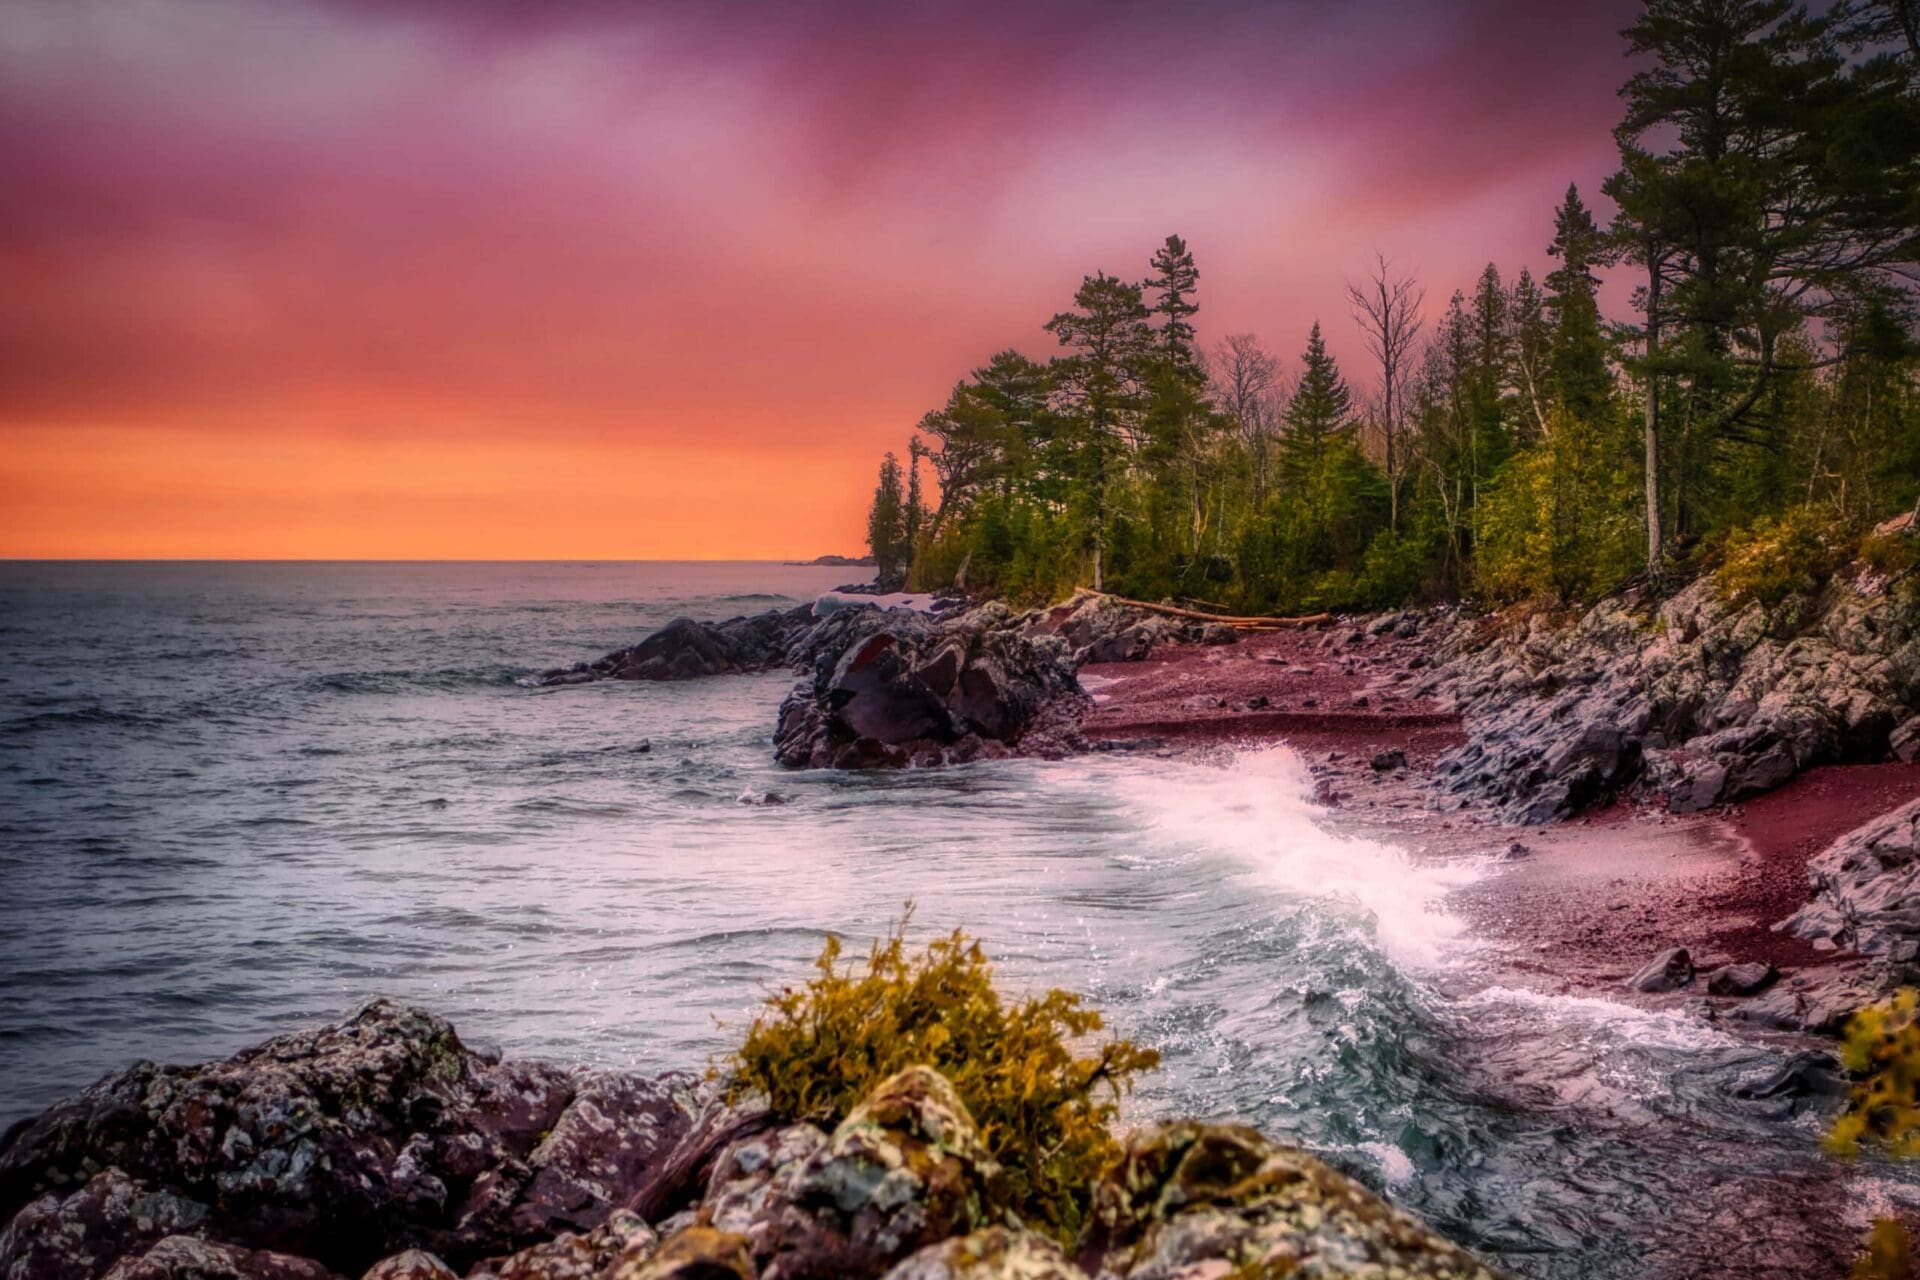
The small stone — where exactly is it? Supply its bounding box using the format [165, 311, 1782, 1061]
[1705, 961, 1778, 997]
[363, 1250, 458, 1280]
[1370, 749, 1406, 772]
[1625, 947, 1694, 993]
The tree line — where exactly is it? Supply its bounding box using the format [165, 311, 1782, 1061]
[865, 0, 1920, 611]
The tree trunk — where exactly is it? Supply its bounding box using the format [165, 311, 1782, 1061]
[1643, 260, 1664, 572]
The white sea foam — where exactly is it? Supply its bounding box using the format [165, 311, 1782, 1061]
[1118, 744, 1481, 969]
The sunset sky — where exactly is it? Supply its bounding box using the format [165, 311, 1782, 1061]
[1, 0, 1639, 559]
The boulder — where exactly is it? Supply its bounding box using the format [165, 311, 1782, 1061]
[611, 1227, 754, 1280]
[1784, 799, 1920, 964]
[1074, 1122, 1498, 1279]
[1704, 962, 1777, 997]
[0, 1001, 698, 1276]
[750, 1067, 1003, 1280]
[775, 611, 1085, 770]
[883, 1228, 1085, 1280]
[467, 1210, 657, 1279]
[0, 1168, 209, 1280]
[363, 1252, 459, 1280]
[536, 607, 817, 685]
[1728, 966, 1894, 1035]
[1370, 749, 1407, 773]
[100, 1236, 334, 1280]
[1892, 716, 1920, 763]
[1625, 947, 1694, 993]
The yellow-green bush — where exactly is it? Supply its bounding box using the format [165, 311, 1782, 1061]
[1715, 504, 1850, 609]
[1855, 1218, 1916, 1280]
[1830, 988, 1920, 1158]
[726, 914, 1159, 1239]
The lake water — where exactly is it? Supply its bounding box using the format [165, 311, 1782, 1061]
[0, 561, 1899, 1278]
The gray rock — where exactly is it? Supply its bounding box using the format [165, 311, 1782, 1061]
[362, 1251, 459, 1280]
[1075, 1122, 1499, 1279]
[1704, 962, 1777, 997]
[100, 1236, 334, 1280]
[1785, 799, 1920, 963]
[1425, 574, 1920, 822]
[0, 1001, 696, 1276]
[882, 1228, 1085, 1280]
[774, 610, 1086, 770]
[1728, 966, 1893, 1035]
[1893, 716, 1920, 763]
[1625, 947, 1694, 993]
[537, 606, 818, 685]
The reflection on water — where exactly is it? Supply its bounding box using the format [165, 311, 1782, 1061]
[0, 561, 1900, 1278]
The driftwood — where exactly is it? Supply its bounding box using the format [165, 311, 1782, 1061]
[1069, 589, 1330, 630]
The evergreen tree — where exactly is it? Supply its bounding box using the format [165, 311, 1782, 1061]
[866, 452, 909, 589]
[1045, 273, 1156, 589]
[1607, 0, 1920, 565]
[1543, 184, 1614, 421]
[1277, 322, 1353, 490]
[1505, 268, 1555, 439]
[905, 440, 926, 550]
[1146, 234, 1201, 378]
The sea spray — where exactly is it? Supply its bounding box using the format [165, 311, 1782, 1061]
[1114, 744, 1481, 969]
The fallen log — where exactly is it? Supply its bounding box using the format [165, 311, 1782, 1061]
[1069, 589, 1331, 629]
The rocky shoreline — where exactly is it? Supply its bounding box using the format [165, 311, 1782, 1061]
[0, 1000, 1500, 1280]
[531, 566, 1920, 1038]
[20, 570, 1913, 1278]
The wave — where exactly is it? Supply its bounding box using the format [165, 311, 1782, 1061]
[298, 666, 527, 695]
[1, 706, 172, 735]
[1117, 745, 1480, 970]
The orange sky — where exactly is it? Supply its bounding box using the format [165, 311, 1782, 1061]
[0, 0, 1637, 558]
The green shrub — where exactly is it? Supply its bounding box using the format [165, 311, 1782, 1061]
[726, 912, 1159, 1239]
[1830, 988, 1920, 1158]
[1855, 1218, 1916, 1280]
[1716, 504, 1851, 609]
[1862, 529, 1920, 579]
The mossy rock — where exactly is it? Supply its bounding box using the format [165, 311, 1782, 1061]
[756, 1067, 1007, 1279]
[1075, 1123, 1502, 1279]
[612, 1226, 754, 1280]
[883, 1227, 1088, 1280]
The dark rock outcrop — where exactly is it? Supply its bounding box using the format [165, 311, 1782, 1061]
[536, 609, 817, 685]
[1075, 1121, 1498, 1280]
[1427, 571, 1920, 822]
[774, 607, 1086, 770]
[0, 1001, 698, 1278]
[3, 1007, 1501, 1280]
[1784, 798, 1920, 965]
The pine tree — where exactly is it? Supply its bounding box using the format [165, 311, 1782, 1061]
[1277, 322, 1353, 490]
[1145, 234, 1201, 378]
[1544, 184, 1614, 422]
[905, 440, 926, 550]
[866, 452, 908, 589]
[1046, 273, 1156, 589]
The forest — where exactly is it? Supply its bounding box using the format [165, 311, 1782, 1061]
[863, 0, 1920, 612]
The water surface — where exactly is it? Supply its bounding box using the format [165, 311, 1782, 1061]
[0, 561, 1898, 1277]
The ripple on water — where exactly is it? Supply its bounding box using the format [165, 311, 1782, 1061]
[0, 562, 1890, 1280]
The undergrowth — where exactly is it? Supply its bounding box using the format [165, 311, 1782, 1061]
[726, 910, 1159, 1240]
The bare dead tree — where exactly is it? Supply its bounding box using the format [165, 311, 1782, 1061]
[1207, 332, 1283, 504]
[1347, 254, 1426, 532]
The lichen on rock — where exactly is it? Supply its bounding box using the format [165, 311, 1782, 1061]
[1074, 1122, 1501, 1280]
